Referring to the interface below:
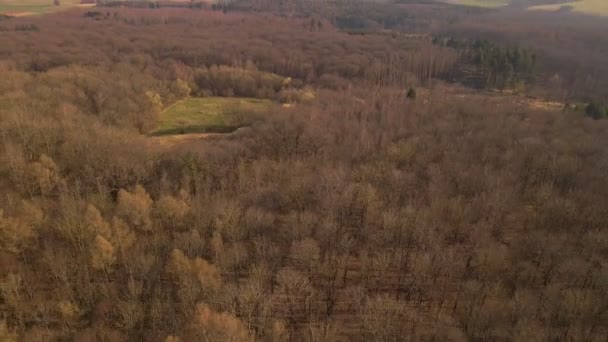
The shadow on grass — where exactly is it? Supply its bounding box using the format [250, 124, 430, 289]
[149, 124, 240, 137]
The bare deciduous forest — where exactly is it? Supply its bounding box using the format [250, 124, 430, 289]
[0, 1, 607, 341]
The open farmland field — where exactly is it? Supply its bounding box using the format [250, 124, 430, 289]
[528, 0, 608, 16]
[0, 0, 88, 16]
[152, 97, 271, 136]
[441, 0, 608, 14]
[439, 0, 509, 8]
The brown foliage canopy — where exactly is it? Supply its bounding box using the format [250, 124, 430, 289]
[0, 6, 607, 342]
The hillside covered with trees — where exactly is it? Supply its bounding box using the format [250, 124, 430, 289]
[0, 2, 607, 341]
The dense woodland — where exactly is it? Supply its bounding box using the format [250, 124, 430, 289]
[1, 2, 608, 342]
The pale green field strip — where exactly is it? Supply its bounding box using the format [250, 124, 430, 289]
[439, 0, 510, 8]
[0, 0, 86, 16]
[528, 0, 608, 16]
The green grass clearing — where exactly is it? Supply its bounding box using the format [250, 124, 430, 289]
[439, 0, 510, 8]
[151, 97, 271, 136]
[0, 0, 87, 16]
[528, 0, 608, 16]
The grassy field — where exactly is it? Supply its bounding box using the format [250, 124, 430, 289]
[528, 0, 608, 16]
[439, 0, 510, 8]
[151, 97, 271, 136]
[0, 0, 88, 16]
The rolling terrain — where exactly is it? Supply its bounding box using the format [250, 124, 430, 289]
[0, 3, 607, 342]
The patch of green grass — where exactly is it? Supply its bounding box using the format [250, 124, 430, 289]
[0, 0, 84, 16]
[528, 0, 608, 16]
[439, 0, 510, 8]
[151, 97, 271, 136]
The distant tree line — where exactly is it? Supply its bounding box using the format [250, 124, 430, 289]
[97, 0, 208, 9]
